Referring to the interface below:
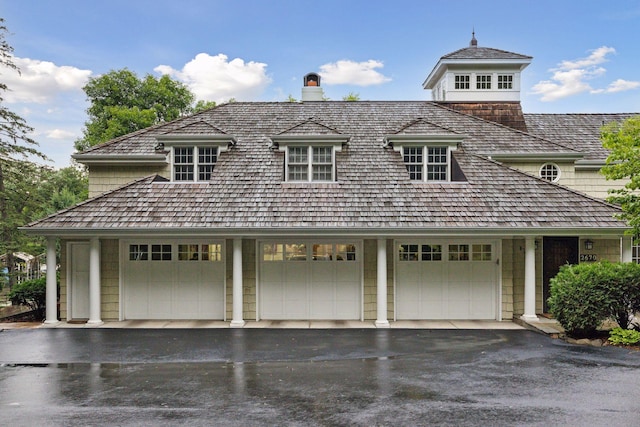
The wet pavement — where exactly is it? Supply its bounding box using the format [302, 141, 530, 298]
[1, 328, 639, 426]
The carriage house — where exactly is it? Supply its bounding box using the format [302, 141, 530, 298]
[25, 36, 636, 327]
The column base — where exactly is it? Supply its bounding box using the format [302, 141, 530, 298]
[375, 320, 390, 328]
[520, 314, 539, 322]
[86, 320, 104, 326]
[230, 320, 246, 328]
[43, 320, 60, 326]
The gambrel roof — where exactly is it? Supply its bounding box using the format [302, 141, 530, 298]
[26, 101, 626, 236]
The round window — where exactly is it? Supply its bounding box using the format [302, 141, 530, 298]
[539, 163, 560, 182]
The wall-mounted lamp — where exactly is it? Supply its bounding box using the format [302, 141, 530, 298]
[584, 239, 594, 251]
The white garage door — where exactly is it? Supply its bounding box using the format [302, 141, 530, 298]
[122, 241, 225, 320]
[396, 242, 498, 320]
[259, 242, 361, 320]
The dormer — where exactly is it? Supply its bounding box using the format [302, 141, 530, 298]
[423, 32, 532, 102]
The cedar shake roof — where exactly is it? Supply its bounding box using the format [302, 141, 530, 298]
[78, 102, 578, 157]
[524, 113, 640, 161]
[27, 101, 625, 235]
[441, 46, 532, 61]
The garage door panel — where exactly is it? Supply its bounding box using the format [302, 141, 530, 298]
[123, 241, 225, 320]
[260, 242, 361, 320]
[397, 242, 497, 320]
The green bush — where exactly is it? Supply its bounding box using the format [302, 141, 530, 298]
[608, 327, 640, 346]
[8, 277, 47, 320]
[547, 262, 640, 338]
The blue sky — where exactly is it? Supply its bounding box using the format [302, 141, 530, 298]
[1, 0, 639, 167]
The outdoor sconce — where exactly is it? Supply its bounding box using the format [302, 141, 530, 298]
[584, 239, 594, 251]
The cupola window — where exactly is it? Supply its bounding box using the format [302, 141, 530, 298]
[497, 74, 513, 89]
[455, 74, 470, 90]
[476, 74, 492, 89]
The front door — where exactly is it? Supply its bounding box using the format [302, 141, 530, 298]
[542, 237, 579, 313]
[69, 242, 90, 320]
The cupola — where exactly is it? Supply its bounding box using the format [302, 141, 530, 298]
[301, 72, 324, 101]
[422, 32, 532, 103]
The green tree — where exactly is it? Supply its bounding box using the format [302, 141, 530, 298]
[75, 69, 195, 151]
[0, 18, 48, 289]
[601, 116, 640, 236]
[342, 92, 360, 101]
[193, 100, 217, 113]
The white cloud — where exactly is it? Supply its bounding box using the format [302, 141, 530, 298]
[597, 79, 640, 94]
[45, 129, 77, 140]
[319, 60, 392, 86]
[559, 46, 615, 70]
[1, 56, 91, 104]
[155, 53, 271, 103]
[532, 46, 640, 101]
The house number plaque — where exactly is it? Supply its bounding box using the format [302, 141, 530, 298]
[580, 254, 597, 262]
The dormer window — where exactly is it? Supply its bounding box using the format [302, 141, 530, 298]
[155, 133, 237, 183]
[287, 146, 334, 182]
[384, 133, 463, 183]
[270, 134, 350, 183]
[402, 146, 450, 181]
[173, 146, 218, 182]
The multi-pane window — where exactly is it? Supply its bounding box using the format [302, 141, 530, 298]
[539, 163, 560, 182]
[403, 146, 448, 181]
[151, 244, 172, 261]
[633, 241, 640, 264]
[455, 74, 470, 89]
[476, 74, 492, 89]
[399, 244, 420, 261]
[497, 74, 513, 89]
[263, 242, 357, 262]
[421, 244, 442, 261]
[178, 243, 222, 261]
[312, 243, 357, 261]
[399, 243, 490, 262]
[448, 244, 470, 261]
[129, 244, 149, 261]
[427, 147, 448, 181]
[174, 147, 194, 181]
[287, 146, 334, 182]
[173, 146, 218, 182]
[198, 147, 218, 181]
[472, 244, 492, 261]
[403, 147, 423, 180]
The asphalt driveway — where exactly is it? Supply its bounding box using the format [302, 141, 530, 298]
[1, 328, 639, 426]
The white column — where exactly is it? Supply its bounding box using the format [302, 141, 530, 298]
[375, 238, 390, 328]
[520, 236, 538, 322]
[44, 237, 59, 324]
[230, 238, 245, 327]
[87, 237, 103, 325]
[622, 235, 633, 262]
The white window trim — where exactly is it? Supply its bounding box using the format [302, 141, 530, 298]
[156, 134, 236, 183]
[539, 162, 561, 183]
[171, 145, 219, 182]
[497, 74, 514, 90]
[285, 145, 336, 182]
[385, 134, 462, 183]
[270, 135, 350, 183]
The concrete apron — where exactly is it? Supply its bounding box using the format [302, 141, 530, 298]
[32, 319, 528, 330]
